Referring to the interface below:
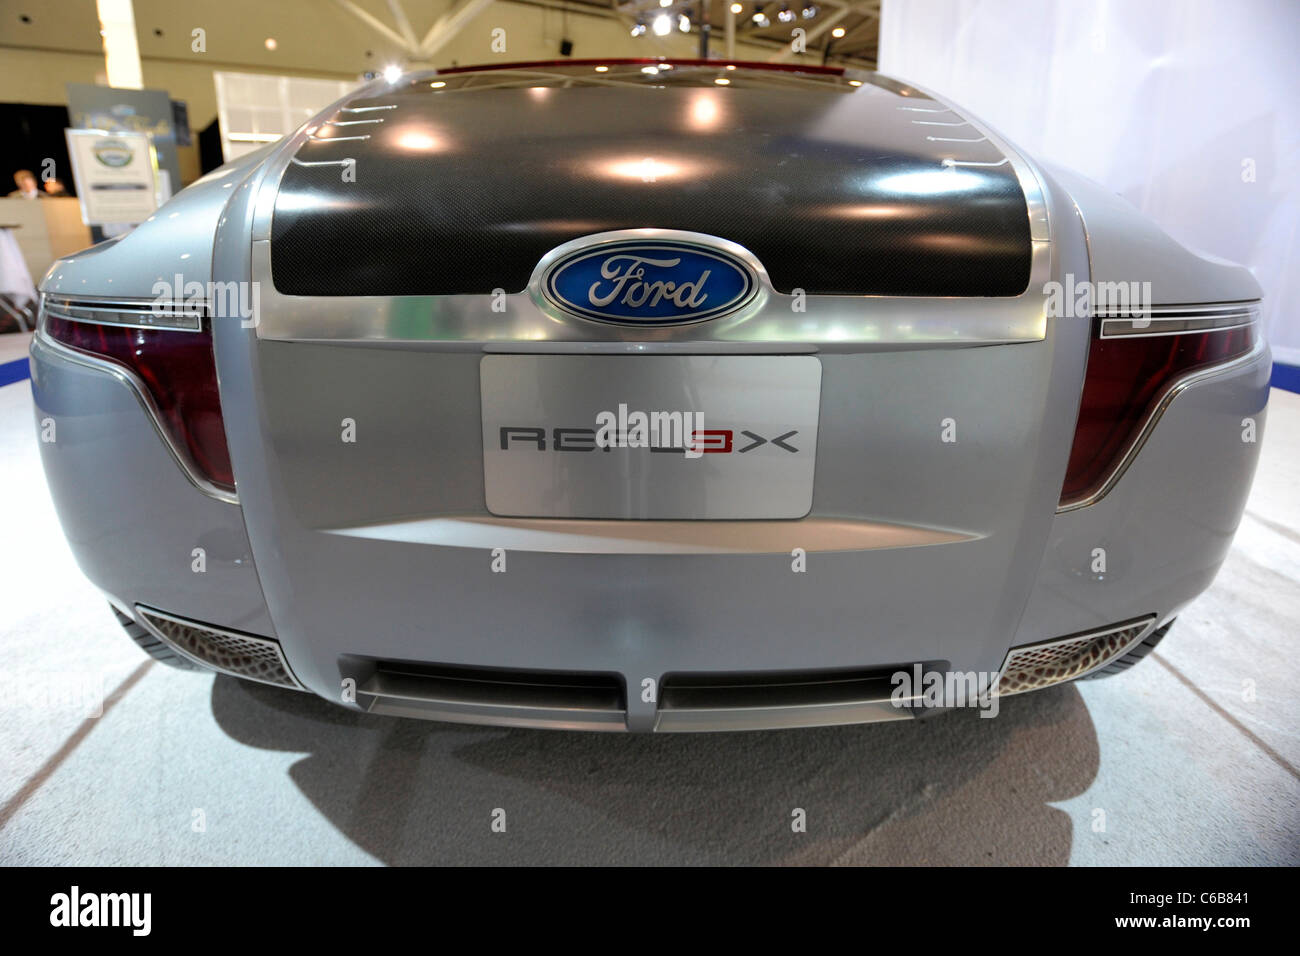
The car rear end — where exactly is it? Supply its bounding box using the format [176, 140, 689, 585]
[30, 62, 1270, 731]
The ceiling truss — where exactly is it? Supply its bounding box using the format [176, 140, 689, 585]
[327, 0, 879, 68]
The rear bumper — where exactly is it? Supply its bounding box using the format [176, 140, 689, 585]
[30, 330, 1270, 731]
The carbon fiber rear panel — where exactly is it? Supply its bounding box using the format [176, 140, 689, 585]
[270, 81, 1032, 297]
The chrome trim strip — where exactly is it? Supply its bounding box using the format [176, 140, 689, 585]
[943, 157, 1008, 168]
[1095, 301, 1262, 315]
[1097, 303, 1261, 338]
[306, 133, 370, 143]
[1100, 317, 1256, 338]
[249, 79, 391, 241]
[288, 157, 355, 168]
[322, 514, 980, 555]
[44, 296, 205, 333]
[249, 238, 1051, 349]
[654, 695, 912, 732]
[42, 294, 204, 314]
[1057, 337, 1268, 513]
[906, 81, 1051, 242]
[32, 328, 239, 505]
[995, 615, 1157, 693]
[135, 606, 303, 690]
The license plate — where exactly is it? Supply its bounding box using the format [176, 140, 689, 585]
[480, 355, 821, 519]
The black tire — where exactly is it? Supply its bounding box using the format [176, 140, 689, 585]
[1083, 618, 1175, 680]
[111, 605, 203, 671]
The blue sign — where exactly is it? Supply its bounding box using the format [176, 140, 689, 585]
[541, 239, 758, 325]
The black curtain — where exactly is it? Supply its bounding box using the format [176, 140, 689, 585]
[0, 103, 76, 196]
[198, 118, 224, 175]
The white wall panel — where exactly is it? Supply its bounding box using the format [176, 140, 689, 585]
[879, 0, 1300, 364]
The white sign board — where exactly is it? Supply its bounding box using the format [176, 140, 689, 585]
[64, 129, 160, 225]
[480, 355, 822, 520]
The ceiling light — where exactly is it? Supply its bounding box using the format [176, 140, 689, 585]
[264, 37, 277, 51]
[831, 25, 846, 38]
[848, 79, 862, 86]
[730, 2, 743, 12]
[801, 3, 817, 17]
[678, 13, 691, 31]
[660, 0, 673, 5]
[429, 80, 446, 88]
[652, 13, 672, 35]
[641, 65, 660, 74]
[594, 65, 609, 72]
[714, 77, 730, 85]
[382, 64, 402, 83]
[631, 20, 647, 36]
[778, 4, 795, 23]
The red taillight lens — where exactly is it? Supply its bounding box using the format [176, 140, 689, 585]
[1060, 322, 1256, 507]
[44, 314, 235, 492]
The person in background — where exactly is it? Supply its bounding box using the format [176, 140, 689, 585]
[8, 170, 43, 199]
[42, 178, 67, 197]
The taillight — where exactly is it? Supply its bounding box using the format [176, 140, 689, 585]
[1060, 307, 1259, 508]
[42, 304, 235, 493]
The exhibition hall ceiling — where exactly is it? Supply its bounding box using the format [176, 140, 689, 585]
[0, 0, 880, 74]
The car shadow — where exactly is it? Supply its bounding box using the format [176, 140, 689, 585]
[210, 676, 1099, 865]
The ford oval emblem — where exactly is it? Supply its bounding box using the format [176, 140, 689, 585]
[539, 237, 759, 325]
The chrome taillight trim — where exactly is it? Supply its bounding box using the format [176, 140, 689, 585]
[42, 294, 205, 332]
[1098, 302, 1261, 338]
[31, 324, 239, 505]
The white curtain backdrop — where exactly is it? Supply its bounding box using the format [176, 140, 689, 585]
[878, 0, 1300, 366]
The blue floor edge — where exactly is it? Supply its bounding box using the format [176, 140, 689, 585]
[0, 357, 30, 388]
[1272, 362, 1300, 395]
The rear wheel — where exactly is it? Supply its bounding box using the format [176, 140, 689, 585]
[110, 605, 202, 671]
[1084, 618, 1175, 679]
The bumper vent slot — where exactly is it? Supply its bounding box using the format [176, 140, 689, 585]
[996, 616, 1156, 695]
[135, 607, 304, 689]
[657, 666, 921, 732]
[357, 661, 626, 732]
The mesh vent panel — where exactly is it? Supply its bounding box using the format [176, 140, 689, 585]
[997, 618, 1154, 695]
[136, 609, 302, 689]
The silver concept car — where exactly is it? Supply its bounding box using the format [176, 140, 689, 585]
[31, 60, 1269, 731]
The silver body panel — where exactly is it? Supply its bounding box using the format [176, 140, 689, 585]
[30, 66, 1269, 731]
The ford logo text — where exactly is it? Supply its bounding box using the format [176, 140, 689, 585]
[539, 237, 759, 325]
